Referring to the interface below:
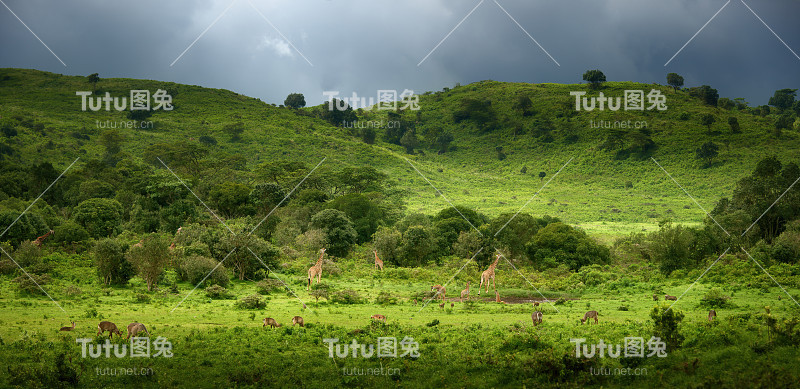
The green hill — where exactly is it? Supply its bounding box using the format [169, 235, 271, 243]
[0, 68, 797, 241]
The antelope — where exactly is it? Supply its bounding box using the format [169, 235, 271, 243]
[126, 322, 150, 339]
[371, 314, 386, 323]
[292, 316, 305, 327]
[439, 302, 445, 309]
[263, 317, 281, 328]
[708, 310, 717, 321]
[533, 302, 540, 307]
[653, 294, 658, 301]
[581, 311, 599, 325]
[59, 321, 75, 331]
[372, 250, 384, 271]
[97, 321, 122, 338]
[32, 230, 54, 247]
[665, 295, 677, 301]
[532, 311, 543, 325]
[307, 248, 325, 291]
[413, 299, 417, 305]
[450, 302, 454, 308]
[478, 254, 500, 295]
[431, 284, 446, 302]
[460, 281, 470, 302]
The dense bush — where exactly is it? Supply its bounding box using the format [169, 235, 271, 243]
[205, 284, 232, 299]
[92, 238, 133, 286]
[329, 289, 366, 304]
[180, 255, 229, 287]
[236, 294, 266, 309]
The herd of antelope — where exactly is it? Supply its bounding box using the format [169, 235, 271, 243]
[58, 320, 150, 339]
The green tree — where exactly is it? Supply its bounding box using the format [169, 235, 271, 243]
[539, 171, 546, 181]
[125, 233, 171, 291]
[209, 182, 253, 218]
[434, 132, 454, 153]
[687, 85, 719, 106]
[310, 209, 357, 257]
[695, 141, 719, 167]
[768, 88, 797, 111]
[223, 122, 245, 142]
[512, 95, 534, 116]
[87, 73, 100, 91]
[666, 73, 684, 90]
[249, 183, 286, 215]
[651, 305, 685, 350]
[699, 114, 715, 133]
[717, 97, 734, 110]
[649, 221, 695, 274]
[400, 130, 419, 154]
[526, 222, 610, 271]
[398, 225, 436, 266]
[322, 98, 357, 126]
[489, 213, 539, 260]
[92, 238, 133, 285]
[728, 117, 740, 133]
[99, 130, 125, 166]
[361, 128, 376, 144]
[327, 194, 384, 244]
[72, 198, 124, 238]
[217, 230, 278, 280]
[284, 93, 306, 109]
[582, 69, 606, 89]
[373, 226, 402, 266]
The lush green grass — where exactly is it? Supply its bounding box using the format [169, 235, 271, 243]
[1, 69, 797, 240]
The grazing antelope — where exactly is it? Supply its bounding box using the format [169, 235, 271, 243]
[478, 254, 501, 295]
[32, 230, 54, 247]
[653, 294, 659, 301]
[292, 316, 305, 327]
[665, 295, 677, 301]
[450, 302, 454, 308]
[372, 250, 384, 271]
[439, 302, 445, 309]
[307, 248, 325, 291]
[413, 299, 417, 305]
[431, 284, 446, 302]
[708, 310, 717, 321]
[59, 321, 75, 331]
[460, 281, 470, 302]
[532, 311, 543, 325]
[371, 314, 386, 323]
[581, 311, 599, 325]
[97, 321, 122, 338]
[263, 317, 281, 328]
[533, 302, 540, 307]
[126, 322, 150, 339]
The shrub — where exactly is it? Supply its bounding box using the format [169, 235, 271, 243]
[13, 274, 51, 295]
[92, 238, 133, 286]
[426, 319, 440, 327]
[53, 220, 90, 245]
[375, 291, 397, 305]
[180, 255, 229, 287]
[309, 289, 329, 303]
[329, 289, 365, 304]
[205, 284, 232, 299]
[134, 293, 151, 303]
[651, 305, 684, 350]
[700, 288, 733, 308]
[63, 285, 82, 297]
[256, 279, 284, 295]
[236, 294, 266, 309]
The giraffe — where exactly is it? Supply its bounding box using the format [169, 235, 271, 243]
[169, 227, 183, 251]
[32, 230, 54, 247]
[307, 248, 325, 291]
[372, 249, 384, 271]
[460, 281, 470, 302]
[478, 254, 501, 295]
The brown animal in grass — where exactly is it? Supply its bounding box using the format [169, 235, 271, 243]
[533, 302, 540, 307]
[431, 284, 446, 301]
[371, 314, 386, 323]
[450, 302, 454, 308]
[581, 311, 599, 324]
[372, 250, 384, 271]
[413, 299, 417, 305]
[460, 281, 470, 302]
[439, 302, 445, 309]
[126, 322, 150, 339]
[292, 316, 305, 327]
[33, 230, 54, 247]
[653, 294, 658, 301]
[97, 321, 122, 338]
[478, 254, 500, 295]
[708, 310, 717, 321]
[307, 248, 325, 291]
[263, 317, 281, 328]
[665, 294, 677, 301]
[59, 321, 75, 331]
[495, 291, 506, 304]
[532, 311, 543, 325]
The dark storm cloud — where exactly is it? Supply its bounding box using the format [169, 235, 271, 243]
[0, 0, 798, 106]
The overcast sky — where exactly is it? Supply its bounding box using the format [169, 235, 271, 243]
[1, 0, 798, 106]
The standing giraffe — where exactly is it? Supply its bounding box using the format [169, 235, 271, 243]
[478, 254, 501, 295]
[460, 281, 470, 302]
[32, 230, 54, 247]
[372, 250, 384, 271]
[307, 248, 325, 291]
